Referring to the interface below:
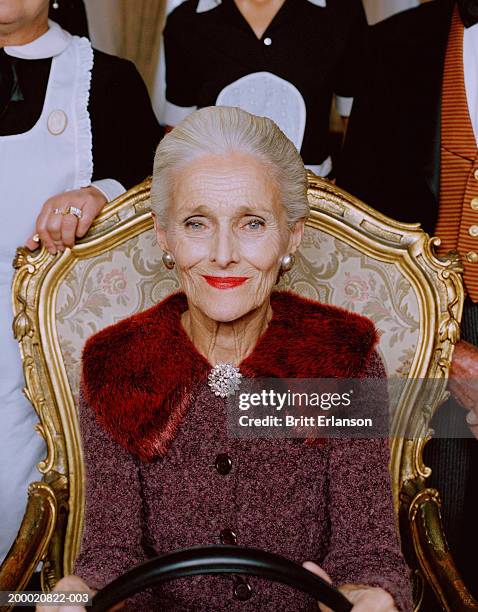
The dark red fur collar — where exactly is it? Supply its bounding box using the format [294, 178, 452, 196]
[82, 291, 378, 462]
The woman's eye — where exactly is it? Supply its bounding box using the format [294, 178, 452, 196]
[244, 218, 265, 230]
[185, 220, 205, 230]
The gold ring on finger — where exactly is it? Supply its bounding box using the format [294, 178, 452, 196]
[63, 206, 83, 219]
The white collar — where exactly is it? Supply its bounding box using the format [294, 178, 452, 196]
[4, 20, 71, 60]
[196, 0, 325, 14]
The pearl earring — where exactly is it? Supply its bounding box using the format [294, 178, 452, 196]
[52, 0, 59, 8]
[280, 253, 295, 271]
[162, 252, 175, 270]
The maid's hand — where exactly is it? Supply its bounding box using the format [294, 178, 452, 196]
[26, 185, 107, 255]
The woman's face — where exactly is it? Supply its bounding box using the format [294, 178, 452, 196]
[155, 152, 304, 323]
[0, 0, 48, 30]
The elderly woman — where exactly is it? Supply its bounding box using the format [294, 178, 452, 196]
[44, 107, 412, 612]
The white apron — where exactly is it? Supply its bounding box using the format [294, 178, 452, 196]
[0, 32, 93, 563]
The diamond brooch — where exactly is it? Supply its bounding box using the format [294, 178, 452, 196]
[208, 363, 243, 398]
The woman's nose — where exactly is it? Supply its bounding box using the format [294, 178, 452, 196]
[209, 226, 239, 267]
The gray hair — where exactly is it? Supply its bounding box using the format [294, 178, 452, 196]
[151, 106, 309, 227]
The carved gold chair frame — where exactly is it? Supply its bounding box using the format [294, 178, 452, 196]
[0, 176, 473, 611]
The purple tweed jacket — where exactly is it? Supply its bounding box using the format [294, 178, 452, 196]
[74, 292, 413, 611]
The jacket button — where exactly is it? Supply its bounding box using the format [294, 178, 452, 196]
[220, 528, 237, 545]
[469, 225, 478, 237]
[474, 169, 478, 180]
[233, 579, 252, 601]
[471, 198, 478, 210]
[215, 453, 232, 475]
[467, 251, 478, 263]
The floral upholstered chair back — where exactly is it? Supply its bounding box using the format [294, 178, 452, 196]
[58, 199, 418, 402]
[5, 176, 470, 612]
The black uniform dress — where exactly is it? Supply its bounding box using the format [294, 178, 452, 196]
[48, 0, 89, 38]
[163, 0, 367, 168]
[0, 49, 163, 187]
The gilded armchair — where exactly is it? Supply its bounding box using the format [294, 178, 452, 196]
[0, 175, 472, 611]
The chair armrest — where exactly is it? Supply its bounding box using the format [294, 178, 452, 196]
[0, 482, 57, 611]
[410, 488, 478, 611]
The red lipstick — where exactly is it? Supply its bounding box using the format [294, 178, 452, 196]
[202, 275, 249, 289]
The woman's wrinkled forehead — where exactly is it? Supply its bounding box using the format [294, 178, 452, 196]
[170, 151, 284, 219]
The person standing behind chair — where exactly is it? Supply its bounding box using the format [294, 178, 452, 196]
[161, 0, 367, 177]
[337, 0, 478, 598]
[0, 0, 162, 566]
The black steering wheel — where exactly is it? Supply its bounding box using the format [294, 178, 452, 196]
[91, 545, 353, 611]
